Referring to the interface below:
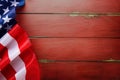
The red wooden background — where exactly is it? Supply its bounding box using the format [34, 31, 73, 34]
[16, 0, 120, 80]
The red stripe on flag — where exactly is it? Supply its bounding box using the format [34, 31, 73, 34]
[0, 44, 10, 70]
[1, 64, 16, 80]
[0, 24, 40, 79]
[19, 48, 40, 80]
[9, 24, 31, 52]
[0, 24, 31, 70]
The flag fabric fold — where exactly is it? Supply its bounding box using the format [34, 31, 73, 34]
[0, 0, 40, 80]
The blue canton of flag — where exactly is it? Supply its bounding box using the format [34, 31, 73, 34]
[0, 0, 25, 38]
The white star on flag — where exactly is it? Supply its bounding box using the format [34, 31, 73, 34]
[10, 0, 19, 7]
[0, 4, 2, 6]
[2, 15, 12, 24]
[0, 25, 2, 29]
[3, 7, 10, 15]
[1, 0, 8, 2]
[2, 0, 8, 2]
[0, 15, 2, 29]
[5, 24, 12, 31]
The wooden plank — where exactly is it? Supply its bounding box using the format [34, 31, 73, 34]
[31, 38, 120, 60]
[18, 0, 120, 13]
[40, 63, 120, 80]
[17, 15, 120, 37]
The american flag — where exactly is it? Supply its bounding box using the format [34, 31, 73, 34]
[0, 0, 40, 80]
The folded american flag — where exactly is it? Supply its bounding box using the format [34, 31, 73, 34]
[0, 0, 40, 80]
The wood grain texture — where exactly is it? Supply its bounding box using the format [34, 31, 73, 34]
[18, 0, 120, 13]
[16, 0, 120, 79]
[40, 63, 120, 80]
[16, 15, 120, 37]
[31, 38, 120, 60]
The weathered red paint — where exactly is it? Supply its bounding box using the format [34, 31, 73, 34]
[17, 15, 120, 37]
[41, 63, 120, 80]
[17, 0, 120, 80]
[31, 38, 120, 60]
[18, 0, 120, 13]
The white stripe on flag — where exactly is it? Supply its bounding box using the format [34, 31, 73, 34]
[0, 33, 26, 80]
[0, 72, 7, 80]
[11, 56, 26, 80]
[0, 33, 20, 61]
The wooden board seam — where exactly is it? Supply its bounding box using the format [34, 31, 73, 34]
[39, 59, 120, 63]
[17, 12, 120, 17]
